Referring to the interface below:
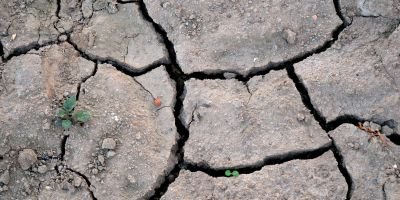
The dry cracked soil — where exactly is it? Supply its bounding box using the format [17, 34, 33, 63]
[0, 0, 400, 200]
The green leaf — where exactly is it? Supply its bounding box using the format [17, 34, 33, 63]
[73, 110, 91, 123]
[57, 109, 67, 118]
[61, 120, 72, 129]
[224, 170, 232, 177]
[232, 170, 239, 177]
[63, 96, 76, 112]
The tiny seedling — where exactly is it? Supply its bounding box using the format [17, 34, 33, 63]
[225, 170, 240, 177]
[56, 96, 91, 129]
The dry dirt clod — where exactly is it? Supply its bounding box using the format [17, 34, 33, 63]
[0, 170, 10, 185]
[102, 138, 116, 150]
[37, 165, 48, 174]
[18, 149, 38, 170]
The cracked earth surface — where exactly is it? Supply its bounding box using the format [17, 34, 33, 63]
[0, 0, 399, 200]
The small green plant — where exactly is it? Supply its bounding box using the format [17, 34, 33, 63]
[56, 96, 91, 129]
[225, 169, 239, 177]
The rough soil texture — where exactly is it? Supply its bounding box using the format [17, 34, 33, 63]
[0, 0, 399, 200]
[144, 0, 342, 75]
[180, 70, 330, 168]
[0, 0, 59, 58]
[163, 152, 346, 200]
[330, 124, 400, 200]
[294, 17, 400, 134]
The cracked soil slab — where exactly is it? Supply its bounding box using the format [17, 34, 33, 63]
[162, 151, 347, 200]
[0, 0, 59, 58]
[330, 124, 400, 200]
[0, 43, 95, 198]
[294, 17, 400, 134]
[144, 0, 342, 75]
[180, 70, 330, 168]
[69, 2, 169, 70]
[340, 0, 400, 23]
[65, 65, 177, 199]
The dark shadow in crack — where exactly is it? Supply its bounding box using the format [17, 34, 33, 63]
[286, 65, 363, 132]
[66, 36, 165, 77]
[77, 62, 98, 101]
[137, 1, 190, 199]
[66, 168, 98, 200]
[0, 41, 4, 58]
[182, 142, 332, 177]
[329, 138, 354, 200]
[185, 0, 350, 82]
[58, 135, 69, 161]
[2, 40, 62, 62]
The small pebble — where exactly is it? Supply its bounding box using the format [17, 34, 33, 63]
[0, 170, 10, 185]
[92, 168, 99, 175]
[18, 149, 38, 170]
[283, 29, 297, 44]
[38, 165, 48, 174]
[73, 176, 83, 187]
[102, 138, 116, 150]
[106, 151, 116, 158]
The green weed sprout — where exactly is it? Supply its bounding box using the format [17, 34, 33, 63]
[225, 169, 239, 177]
[56, 96, 91, 129]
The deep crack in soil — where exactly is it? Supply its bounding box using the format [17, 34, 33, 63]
[330, 139, 354, 200]
[1, 0, 395, 199]
[182, 142, 332, 177]
[66, 35, 163, 77]
[138, 0, 356, 199]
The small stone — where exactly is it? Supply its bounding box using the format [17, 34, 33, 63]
[102, 138, 116, 150]
[37, 165, 48, 174]
[127, 175, 136, 184]
[0, 170, 10, 185]
[283, 29, 297, 44]
[58, 35, 68, 42]
[382, 125, 394, 136]
[92, 168, 99, 175]
[18, 149, 38, 170]
[106, 151, 116, 158]
[73, 176, 83, 187]
[297, 113, 306, 122]
[223, 72, 237, 79]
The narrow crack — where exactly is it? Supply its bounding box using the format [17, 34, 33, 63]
[333, 0, 350, 26]
[58, 135, 69, 161]
[329, 137, 354, 200]
[66, 35, 165, 77]
[116, 0, 139, 3]
[2, 40, 62, 62]
[137, 1, 190, 199]
[77, 62, 98, 100]
[0, 41, 4, 59]
[382, 181, 387, 200]
[56, 0, 61, 18]
[148, 64, 188, 200]
[286, 65, 362, 131]
[182, 142, 332, 177]
[66, 168, 98, 200]
[186, 0, 350, 82]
